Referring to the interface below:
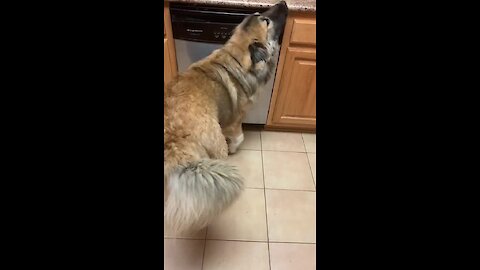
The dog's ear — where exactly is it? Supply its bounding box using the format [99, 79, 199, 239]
[249, 42, 268, 64]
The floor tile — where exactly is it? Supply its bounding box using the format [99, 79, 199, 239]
[307, 153, 316, 186]
[269, 243, 316, 270]
[261, 131, 306, 152]
[239, 130, 261, 150]
[302, 133, 316, 153]
[226, 150, 264, 189]
[203, 240, 270, 270]
[266, 189, 316, 243]
[164, 239, 205, 270]
[207, 189, 267, 241]
[263, 151, 315, 191]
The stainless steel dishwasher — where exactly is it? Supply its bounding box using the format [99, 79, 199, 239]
[170, 3, 281, 124]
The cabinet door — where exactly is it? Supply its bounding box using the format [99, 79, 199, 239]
[271, 47, 316, 128]
[164, 38, 172, 87]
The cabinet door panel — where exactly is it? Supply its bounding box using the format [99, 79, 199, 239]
[272, 47, 316, 127]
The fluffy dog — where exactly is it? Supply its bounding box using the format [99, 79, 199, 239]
[164, 1, 288, 233]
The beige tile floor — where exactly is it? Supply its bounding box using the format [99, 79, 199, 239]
[164, 131, 317, 270]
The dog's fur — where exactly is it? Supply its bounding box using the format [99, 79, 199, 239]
[164, 1, 288, 233]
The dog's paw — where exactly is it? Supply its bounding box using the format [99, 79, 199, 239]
[228, 144, 238, 154]
[227, 133, 244, 154]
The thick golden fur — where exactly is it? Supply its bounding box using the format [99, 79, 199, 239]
[164, 2, 288, 233]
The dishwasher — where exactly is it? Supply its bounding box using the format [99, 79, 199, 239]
[170, 3, 281, 124]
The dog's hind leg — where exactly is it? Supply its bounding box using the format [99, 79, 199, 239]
[198, 118, 229, 160]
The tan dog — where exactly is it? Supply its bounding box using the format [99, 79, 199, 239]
[164, 1, 288, 233]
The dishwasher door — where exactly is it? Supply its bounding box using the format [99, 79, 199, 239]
[174, 39, 277, 124]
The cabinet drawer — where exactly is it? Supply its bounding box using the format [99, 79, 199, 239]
[290, 19, 316, 46]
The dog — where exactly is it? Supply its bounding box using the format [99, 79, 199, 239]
[164, 1, 288, 233]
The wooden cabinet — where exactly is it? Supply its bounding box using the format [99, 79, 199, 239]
[267, 14, 316, 132]
[164, 3, 177, 87]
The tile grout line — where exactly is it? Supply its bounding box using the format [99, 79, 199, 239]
[246, 187, 316, 192]
[164, 236, 206, 240]
[262, 149, 308, 153]
[200, 227, 208, 270]
[301, 134, 317, 190]
[202, 238, 268, 243]
[238, 148, 317, 154]
[164, 237, 316, 245]
[260, 132, 273, 270]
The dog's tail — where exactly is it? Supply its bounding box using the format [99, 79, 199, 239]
[164, 159, 244, 234]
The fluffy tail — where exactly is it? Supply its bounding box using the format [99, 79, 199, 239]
[164, 159, 244, 234]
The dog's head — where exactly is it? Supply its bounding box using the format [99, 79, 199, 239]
[230, 1, 288, 69]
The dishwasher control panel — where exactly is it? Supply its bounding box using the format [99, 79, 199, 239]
[173, 22, 237, 44]
[170, 3, 267, 44]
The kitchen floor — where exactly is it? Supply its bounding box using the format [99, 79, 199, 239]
[164, 130, 317, 270]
